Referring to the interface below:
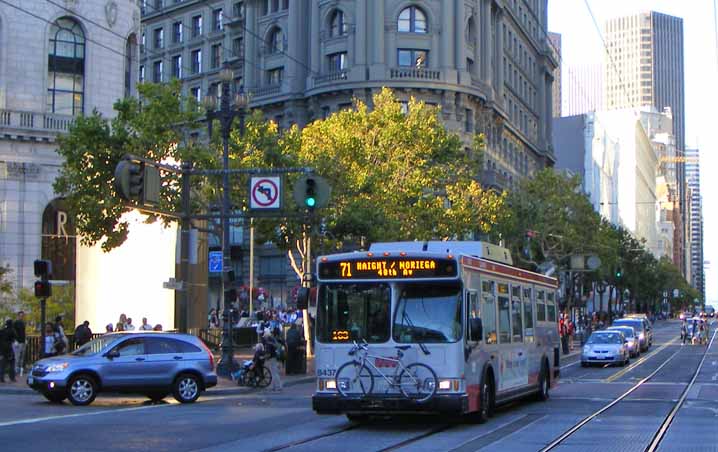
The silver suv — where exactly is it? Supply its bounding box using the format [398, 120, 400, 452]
[27, 332, 217, 406]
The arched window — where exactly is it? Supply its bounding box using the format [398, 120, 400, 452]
[266, 27, 283, 54]
[398, 6, 427, 33]
[48, 17, 85, 116]
[125, 34, 137, 97]
[329, 10, 347, 37]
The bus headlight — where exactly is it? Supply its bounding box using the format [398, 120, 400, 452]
[318, 379, 338, 392]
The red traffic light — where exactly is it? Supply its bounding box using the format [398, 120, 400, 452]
[34, 280, 51, 298]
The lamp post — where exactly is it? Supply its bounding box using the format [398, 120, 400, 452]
[204, 62, 249, 377]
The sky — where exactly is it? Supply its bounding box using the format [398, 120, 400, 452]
[548, 0, 718, 305]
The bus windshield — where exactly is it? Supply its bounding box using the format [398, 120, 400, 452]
[393, 282, 462, 343]
[316, 283, 391, 343]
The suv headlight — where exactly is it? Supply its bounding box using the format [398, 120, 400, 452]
[46, 363, 69, 373]
[583, 346, 590, 353]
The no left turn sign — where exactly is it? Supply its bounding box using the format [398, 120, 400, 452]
[250, 176, 282, 210]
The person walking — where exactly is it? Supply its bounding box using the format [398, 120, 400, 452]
[125, 318, 136, 331]
[0, 320, 17, 382]
[263, 329, 283, 392]
[74, 321, 93, 347]
[53, 316, 69, 355]
[285, 322, 303, 374]
[680, 320, 688, 346]
[43, 323, 55, 357]
[12, 311, 26, 376]
[139, 318, 153, 331]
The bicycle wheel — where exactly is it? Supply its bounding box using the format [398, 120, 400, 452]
[335, 361, 374, 398]
[257, 367, 272, 388]
[398, 363, 437, 403]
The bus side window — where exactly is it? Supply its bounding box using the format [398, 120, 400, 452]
[547, 292, 557, 322]
[523, 286, 534, 343]
[481, 280, 497, 345]
[466, 290, 480, 342]
[498, 283, 511, 344]
[536, 290, 546, 322]
[511, 284, 523, 343]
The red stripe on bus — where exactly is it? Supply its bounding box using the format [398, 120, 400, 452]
[461, 256, 558, 287]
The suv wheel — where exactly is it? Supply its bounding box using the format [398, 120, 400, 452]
[173, 373, 201, 403]
[67, 374, 97, 406]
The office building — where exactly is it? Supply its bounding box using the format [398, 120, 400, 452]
[564, 63, 603, 116]
[685, 148, 704, 300]
[548, 32, 561, 117]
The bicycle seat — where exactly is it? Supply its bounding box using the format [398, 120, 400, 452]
[395, 345, 411, 351]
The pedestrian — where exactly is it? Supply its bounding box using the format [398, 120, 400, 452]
[43, 323, 55, 357]
[0, 319, 17, 382]
[105, 323, 114, 333]
[559, 314, 569, 354]
[53, 317, 69, 355]
[263, 328, 282, 392]
[139, 317, 153, 331]
[12, 311, 26, 376]
[285, 322, 302, 374]
[208, 309, 219, 329]
[125, 317, 136, 331]
[119, 313, 128, 330]
[115, 322, 125, 332]
[153, 324, 163, 331]
[680, 320, 688, 346]
[74, 320, 93, 347]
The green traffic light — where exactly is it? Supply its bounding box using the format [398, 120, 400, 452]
[305, 197, 316, 208]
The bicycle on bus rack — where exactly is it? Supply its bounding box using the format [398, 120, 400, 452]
[334, 340, 438, 403]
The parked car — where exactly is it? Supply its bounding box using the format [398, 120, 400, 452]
[606, 326, 640, 358]
[612, 318, 652, 351]
[27, 332, 217, 406]
[581, 330, 629, 367]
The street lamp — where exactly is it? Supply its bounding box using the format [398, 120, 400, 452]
[204, 61, 250, 377]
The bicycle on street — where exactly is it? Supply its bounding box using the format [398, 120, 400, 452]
[335, 340, 438, 403]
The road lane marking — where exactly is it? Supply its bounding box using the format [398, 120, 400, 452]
[605, 337, 678, 383]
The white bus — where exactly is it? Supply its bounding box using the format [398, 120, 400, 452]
[311, 241, 560, 422]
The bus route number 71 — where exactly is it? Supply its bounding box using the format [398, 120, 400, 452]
[340, 262, 352, 278]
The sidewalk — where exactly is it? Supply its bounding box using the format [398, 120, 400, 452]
[0, 350, 315, 397]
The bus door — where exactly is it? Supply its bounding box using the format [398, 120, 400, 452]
[497, 282, 528, 391]
[523, 286, 538, 384]
[465, 288, 481, 410]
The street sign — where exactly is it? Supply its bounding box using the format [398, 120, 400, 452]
[209, 251, 223, 273]
[249, 176, 282, 210]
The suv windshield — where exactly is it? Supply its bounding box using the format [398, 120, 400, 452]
[613, 320, 642, 331]
[588, 333, 622, 344]
[72, 335, 124, 356]
[610, 327, 634, 338]
[316, 283, 390, 343]
[393, 282, 462, 343]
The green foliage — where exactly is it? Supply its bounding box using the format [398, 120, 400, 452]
[53, 81, 212, 252]
[0, 265, 11, 296]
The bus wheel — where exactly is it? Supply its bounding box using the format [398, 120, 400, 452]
[537, 361, 550, 401]
[477, 371, 494, 423]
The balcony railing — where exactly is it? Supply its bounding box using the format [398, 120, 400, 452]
[389, 67, 441, 80]
[313, 70, 348, 86]
[0, 109, 75, 135]
[249, 84, 282, 98]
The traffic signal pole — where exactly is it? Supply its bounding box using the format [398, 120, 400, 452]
[40, 298, 46, 358]
[179, 161, 192, 334]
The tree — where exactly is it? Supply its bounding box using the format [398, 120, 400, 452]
[53, 81, 212, 252]
[231, 89, 509, 280]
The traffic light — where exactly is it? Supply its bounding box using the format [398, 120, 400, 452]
[34, 259, 52, 279]
[34, 280, 51, 298]
[293, 175, 331, 210]
[114, 159, 160, 206]
[615, 268, 622, 279]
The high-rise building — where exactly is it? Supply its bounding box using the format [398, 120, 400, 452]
[604, 12, 686, 273]
[685, 148, 704, 300]
[141, 0, 559, 305]
[548, 32, 562, 118]
[564, 63, 604, 116]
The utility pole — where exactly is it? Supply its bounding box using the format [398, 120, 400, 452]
[179, 161, 192, 333]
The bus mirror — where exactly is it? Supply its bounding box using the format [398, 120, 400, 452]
[470, 318, 483, 342]
[296, 287, 310, 310]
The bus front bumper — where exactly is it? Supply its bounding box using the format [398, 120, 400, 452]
[312, 393, 468, 415]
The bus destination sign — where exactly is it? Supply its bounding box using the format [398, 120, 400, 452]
[319, 257, 457, 279]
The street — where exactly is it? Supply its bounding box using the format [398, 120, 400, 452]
[1, 320, 716, 452]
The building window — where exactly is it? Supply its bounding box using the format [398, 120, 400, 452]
[397, 49, 427, 67]
[233, 37, 244, 58]
[282, 0, 288, 10]
[139, 65, 145, 82]
[172, 21, 182, 43]
[171, 55, 182, 78]
[191, 48, 202, 73]
[212, 8, 223, 31]
[465, 109, 473, 132]
[267, 67, 283, 85]
[154, 27, 164, 48]
[125, 34, 137, 97]
[329, 10, 347, 37]
[141, 32, 146, 53]
[327, 52, 347, 72]
[153, 60, 163, 82]
[266, 27, 283, 54]
[47, 17, 85, 116]
[192, 15, 202, 37]
[398, 6, 427, 33]
[466, 17, 476, 43]
[211, 44, 222, 68]
[190, 86, 201, 104]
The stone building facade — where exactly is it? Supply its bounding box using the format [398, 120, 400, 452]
[0, 0, 141, 296]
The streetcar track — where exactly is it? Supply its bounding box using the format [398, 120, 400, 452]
[605, 337, 678, 383]
[539, 327, 717, 452]
[262, 424, 359, 452]
[375, 424, 453, 452]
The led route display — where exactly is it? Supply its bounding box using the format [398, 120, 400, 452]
[318, 257, 457, 279]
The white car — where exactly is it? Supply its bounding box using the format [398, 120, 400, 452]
[581, 330, 629, 367]
[606, 326, 640, 358]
